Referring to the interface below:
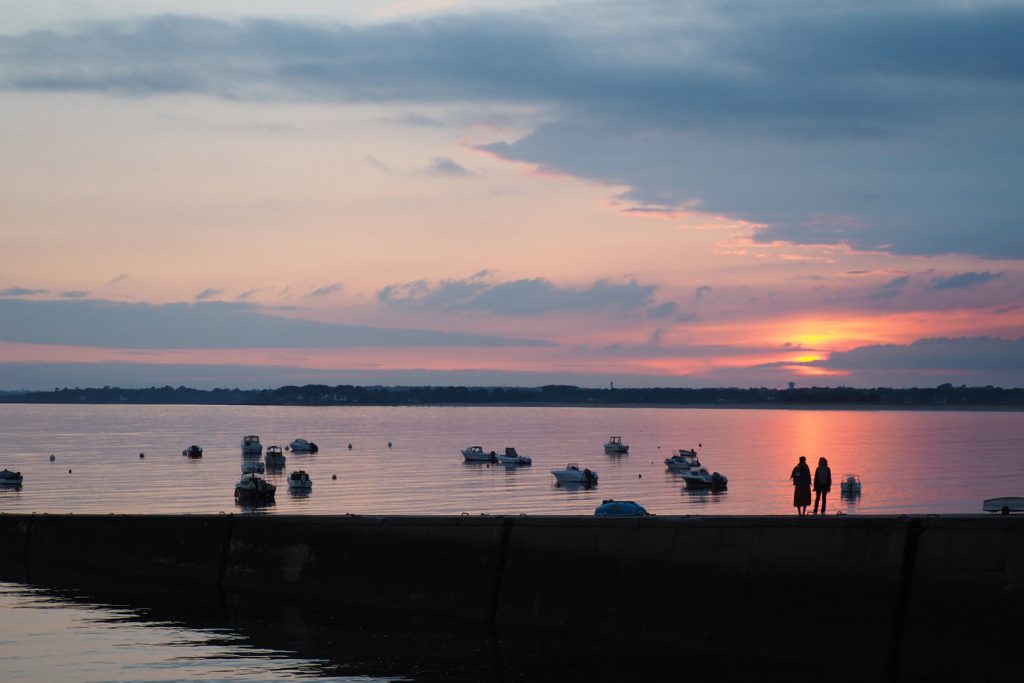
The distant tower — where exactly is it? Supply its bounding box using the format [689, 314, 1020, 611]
[610, 381, 615, 390]
[788, 381, 796, 390]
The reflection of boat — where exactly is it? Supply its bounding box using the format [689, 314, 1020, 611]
[265, 446, 286, 467]
[983, 497, 1024, 514]
[234, 473, 275, 503]
[241, 435, 262, 456]
[551, 463, 598, 485]
[0, 469, 23, 486]
[495, 447, 532, 465]
[241, 460, 265, 474]
[603, 436, 629, 454]
[287, 470, 313, 490]
[665, 449, 700, 471]
[681, 468, 728, 489]
[182, 445, 203, 459]
[289, 439, 319, 453]
[840, 474, 862, 494]
[462, 446, 496, 462]
[594, 499, 648, 516]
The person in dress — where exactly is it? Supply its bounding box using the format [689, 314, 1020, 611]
[791, 456, 812, 516]
[813, 456, 832, 515]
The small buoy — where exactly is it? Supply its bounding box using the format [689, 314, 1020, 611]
[332, 474, 337, 480]
[347, 443, 352, 450]
[49, 454, 55, 462]
[638, 473, 642, 478]
[388, 441, 392, 448]
[68, 469, 72, 474]
[139, 453, 145, 459]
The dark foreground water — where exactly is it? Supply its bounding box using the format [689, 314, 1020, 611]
[1, 404, 1021, 515]
[0, 574, 863, 683]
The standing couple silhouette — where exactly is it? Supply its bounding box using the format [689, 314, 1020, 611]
[791, 456, 832, 515]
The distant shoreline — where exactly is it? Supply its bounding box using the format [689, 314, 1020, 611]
[2, 399, 1023, 412]
[2, 382, 1022, 410]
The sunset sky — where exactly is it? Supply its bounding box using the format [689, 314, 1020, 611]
[1, 0, 1022, 389]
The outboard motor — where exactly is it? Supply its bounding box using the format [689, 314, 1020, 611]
[309, 442, 319, 453]
[584, 468, 597, 484]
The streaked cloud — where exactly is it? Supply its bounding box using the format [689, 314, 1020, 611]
[307, 282, 344, 298]
[379, 273, 657, 315]
[0, 298, 553, 349]
[0, 287, 47, 297]
[425, 156, 471, 176]
[811, 336, 1024, 373]
[929, 271, 1000, 291]
[195, 287, 225, 300]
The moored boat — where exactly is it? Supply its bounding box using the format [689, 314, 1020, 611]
[983, 497, 1024, 514]
[0, 469, 23, 486]
[495, 447, 532, 465]
[665, 448, 701, 471]
[241, 435, 262, 456]
[265, 446, 286, 467]
[289, 438, 319, 453]
[462, 445, 496, 462]
[182, 445, 203, 459]
[287, 470, 313, 490]
[603, 436, 629, 454]
[234, 473, 275, 503]
[840, 473, 862, 494]
[551, 463, 598, 485]
[681, 468, 728, 489]
[241, 460, 265, 474]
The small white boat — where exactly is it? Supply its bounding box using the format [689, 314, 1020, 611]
[983, 497, 1024, 514]
[495, 447, 532, 465]
[462, 445, 496, 462]
[182, 445, 203, 459]
[0, 469, 24, 486]
[604, 435, 629, 454]
[665, 448, 701, 471]
[551, 463, 598, 485]
[241, 460, 265, 475]
[241, 435, 262, 456]
[681, 467, 728, 489]
[840, 473, 862, 494]
[287, 470, 313, 490]
[234, 473, 275, 503]
[265, 446, 286, 467]
[288, 438, 319, 453]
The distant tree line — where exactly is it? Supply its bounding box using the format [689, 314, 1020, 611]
[2, 382, 1023, 406]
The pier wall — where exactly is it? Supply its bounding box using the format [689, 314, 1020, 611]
[0, 513, 1019, 682]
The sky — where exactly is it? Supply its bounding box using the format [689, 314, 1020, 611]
[1, 0, 1023, 390]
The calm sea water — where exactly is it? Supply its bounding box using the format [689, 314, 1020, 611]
[0, 403, 1021, 515]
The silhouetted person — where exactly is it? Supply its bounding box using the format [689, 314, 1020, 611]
[813, 456, 832, 515]
[791, 456, 811, 515]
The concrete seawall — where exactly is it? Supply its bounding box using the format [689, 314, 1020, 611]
[1, 513, 1020, 682]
